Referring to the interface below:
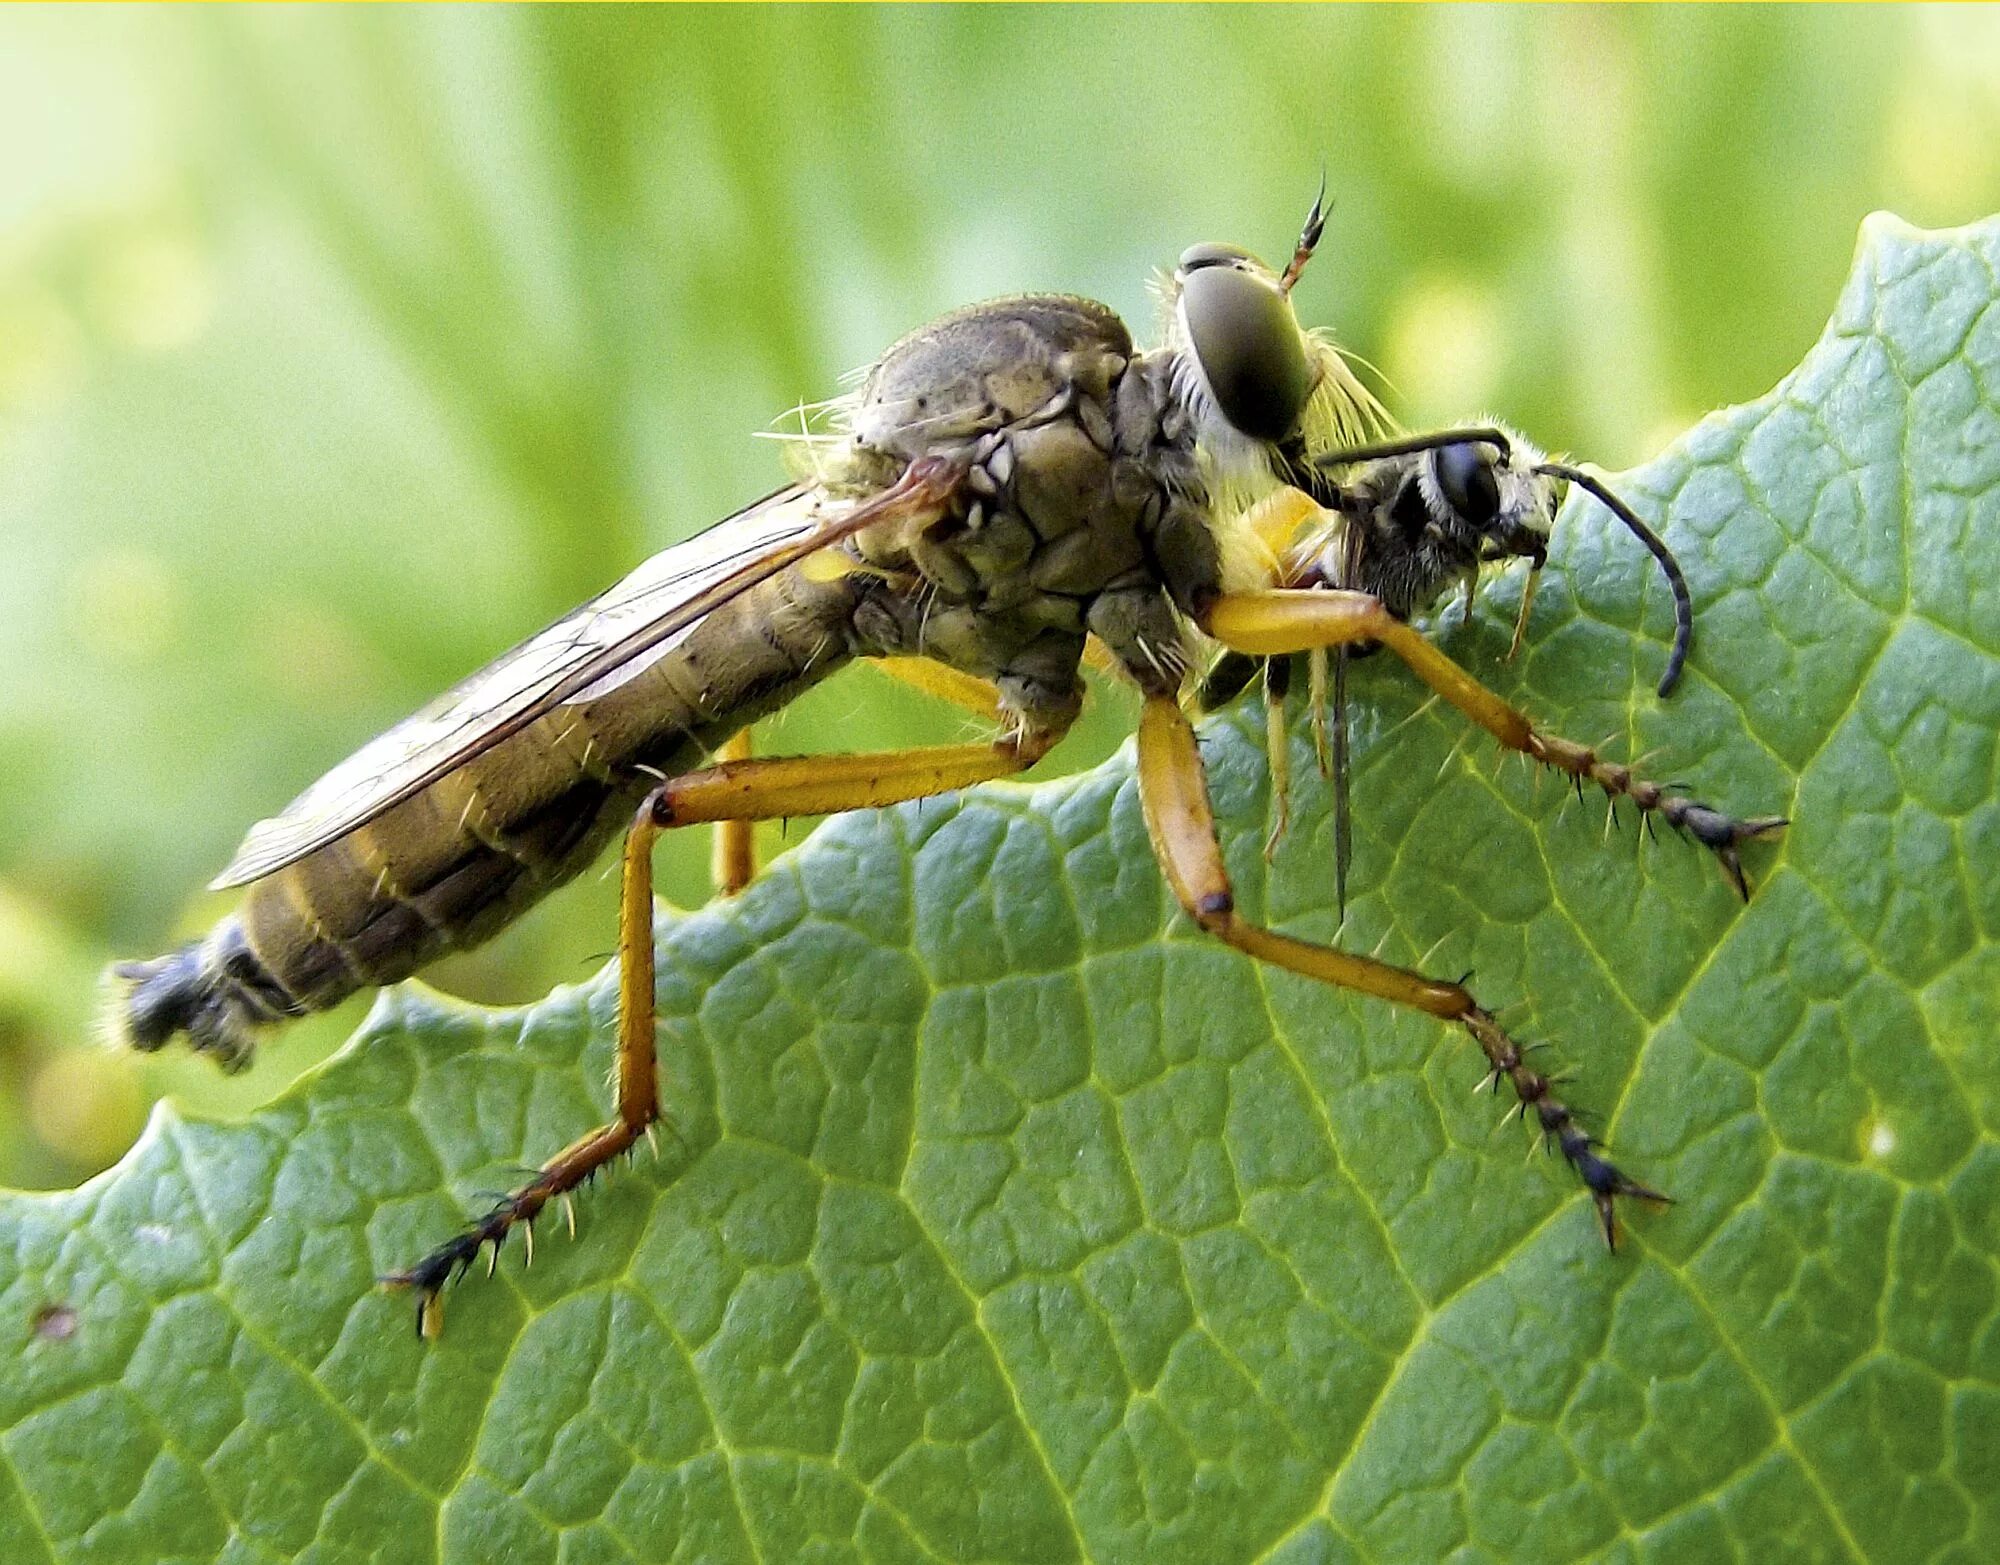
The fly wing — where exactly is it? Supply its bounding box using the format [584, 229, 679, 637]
[211, 463, 954, 890]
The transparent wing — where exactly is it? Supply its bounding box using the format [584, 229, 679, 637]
[211, 468, 949, 890]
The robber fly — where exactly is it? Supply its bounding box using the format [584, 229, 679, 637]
[110, 196, 1785, 1336]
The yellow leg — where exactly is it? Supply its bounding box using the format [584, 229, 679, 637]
[719, 662, 1012, 899]
[384, 721, 1062, 1337]
[385, 783, 675, 1338]
[1261, 658, 1291, 861]
[863, 656, 1006, 722]
[1204, 590, 1787, 898]
[711, 730, 757, 897]
[1506, 564, 1542, 664]
[649, 730, 1055, 826]
[1137, 695, 1665, 1246]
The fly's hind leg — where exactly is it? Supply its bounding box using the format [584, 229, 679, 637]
[385, 786, 681, 1339]
[1137, 695, 1666, 1245]
[1204, 589, 1787, 898]
[386, 717, 1060, 1338]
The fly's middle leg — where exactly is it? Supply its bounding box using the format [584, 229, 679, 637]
[387, 717, 1062, 1338]
[710, 731, 758, 897]
[1170, 588, 1785, 1244]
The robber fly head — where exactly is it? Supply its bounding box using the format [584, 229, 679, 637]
[1171, 239, 1316, 444]
[1162, 187, 1384, 482]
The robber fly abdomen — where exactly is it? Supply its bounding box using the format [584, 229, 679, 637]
[119, 561, 870, 1065]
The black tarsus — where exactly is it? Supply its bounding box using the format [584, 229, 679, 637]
[383, 1130, 656, 1336]
[1463, 1007, 1670, 1250]
[1672, 802, 1790, 901]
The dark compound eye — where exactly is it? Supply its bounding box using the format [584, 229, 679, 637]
[1178, 258, 1312, 442]
[1435, 442, 1501, 526]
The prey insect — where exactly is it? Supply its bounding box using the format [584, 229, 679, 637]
[1202, 425, 1721, 916]
[110, 197, 1785, 1337]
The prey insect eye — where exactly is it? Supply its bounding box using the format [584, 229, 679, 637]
[1179, 253, 1313, 442]
[1435, 442, 1501, 527]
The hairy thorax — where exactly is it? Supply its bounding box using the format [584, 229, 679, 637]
[817, 295, 1228, 730]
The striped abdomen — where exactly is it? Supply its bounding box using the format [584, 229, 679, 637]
[117, 564, 862, 1068]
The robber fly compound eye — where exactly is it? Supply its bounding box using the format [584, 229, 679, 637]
[1177, 251, 1314, 442]
[1171, 187, 1341, 446]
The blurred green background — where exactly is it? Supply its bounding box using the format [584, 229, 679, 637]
[2, 4, 1997, 1190]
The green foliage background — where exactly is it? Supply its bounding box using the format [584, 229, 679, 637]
[0, 9, 1997, 1565]
[1, 6, 1998, 1188]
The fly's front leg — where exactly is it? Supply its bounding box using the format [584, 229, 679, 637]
[1259, 658, 1293, 859]
[1137, 696, 1666, 1246]
[1205, 589, 1788, 898]
[386, 719, 1060, 1338]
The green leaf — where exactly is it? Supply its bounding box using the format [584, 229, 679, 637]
[4, 213, 1996, 1565]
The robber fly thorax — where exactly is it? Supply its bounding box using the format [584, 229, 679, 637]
[109, 197, 1784, 1336]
